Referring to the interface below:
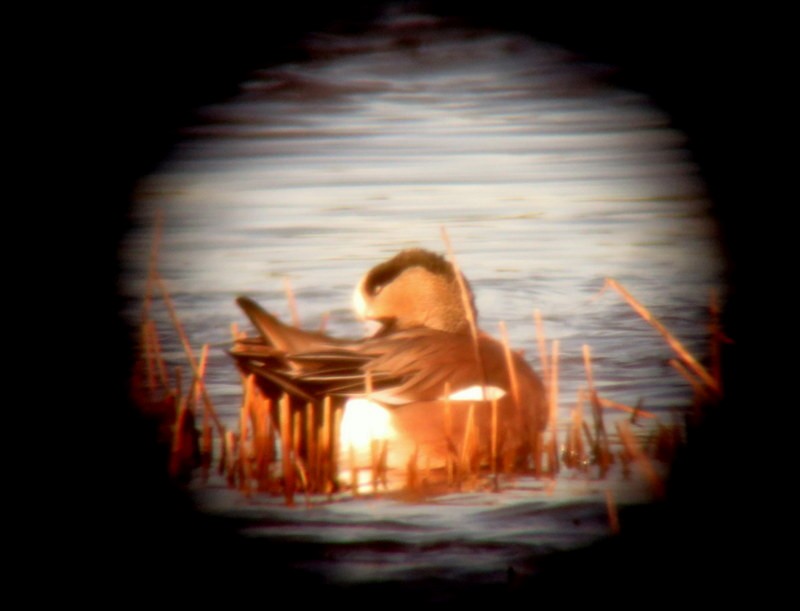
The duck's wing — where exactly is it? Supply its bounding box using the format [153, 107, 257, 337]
[365, 330, 493, 404]
[286, 329, 485, 405]
[232, 296, 360, 400]
[287, 346, 408, 398]
[231, 309, 545, 417]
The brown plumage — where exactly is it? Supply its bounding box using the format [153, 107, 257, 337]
[230, 248, 547, 464]
[352, 248, 476, 335]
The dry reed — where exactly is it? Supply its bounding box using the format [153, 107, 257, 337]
[305, 402, 317, 487]
[440, 227, 487, 394]
[563, 391, 587, 471]
[198, 344, 213, 481]
[491, 396, 499, 490]
[444, 381, 454, 485]
[499, 320, 524, 473]
[459, 402, 477, 482]
[279, 393, 295, 505]
[141, 210, 164, 324]
[239, 377, 254, 496]
[371, 440, 380, 494]
[406, 444, 419, 492]
[616, 420, 665, 499]
[142, 319, 170, 392]
[292, 411, 302, 464]
[140, 321, 157, 393]
[294, 456, 312, 508]
[321, 396, 334, 495]
[350, 442, 359, 496]
[169, 395, 195, 480]
[604, 278, 720, 395]
[254, 394, 274, 491]
[583, 345, 613, 476]
[224, 430, 237, 487]
[547, 340, 560, 476]
[597, 397, 657, 420]
[154, 272, 225, 437]
[533, 309, 549, 384]
[332, 407, 342, 497]
[135, 219, 724, 507]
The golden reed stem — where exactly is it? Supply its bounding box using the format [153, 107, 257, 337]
[498, 321, 523, 458]
[141, 209, 163, 324]
[617, 420, 665, 499]
[533, 309, 550, 385]
[440, 227, 487, 394]
[279, 394, 295, 506]
[154, 272, 225, 437]
[597, 396, 657, 420]
[548, 339, 560, 475]
[604, 278, 720, 394]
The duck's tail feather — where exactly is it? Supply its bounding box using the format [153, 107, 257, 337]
[236, 295, 350, 354]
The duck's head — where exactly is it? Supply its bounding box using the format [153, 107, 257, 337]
[352, 248, 477, 335]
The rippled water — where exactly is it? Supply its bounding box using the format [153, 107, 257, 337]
[120, 11, 725, 585]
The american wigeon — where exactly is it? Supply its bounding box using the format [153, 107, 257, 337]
[230, 249, 547, 473]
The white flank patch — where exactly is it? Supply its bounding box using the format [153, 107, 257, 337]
[446, 385, 507, 401]
[339, 398, 397, 452]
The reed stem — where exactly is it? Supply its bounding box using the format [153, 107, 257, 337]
[460, 403, 476, 478]
[617, 420, 665, 499]
[440, 227, 487, 394]
[154, 272, 226, 437]
[321, 395, 332, 494]
[597, 396, 657, 420]
[147, 319, 171, 391]
[332, 406, 342, 497]
[255, 395, 273, 491]
[533, 309, 549, 384]
[582, 344, 595, 394]
[443, 382, 455, 485]
[499, 321, 523, 466]
[604, 278, 720, 394]
[140, 321, 156, 393]
[548, 340, 560, 475]
[279, 394, 295, 506]
[583, 347, 612, 476]
[306, 402, 317, 491]
[491, 396, 499, 491]
[349, 443, 359, 497]
[239, 376, 254, 495]
[142, 210, 163, 324]
[224, 430, 237, 487]
[371, 439, 379, 494]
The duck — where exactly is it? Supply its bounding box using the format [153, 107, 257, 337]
[230, 248, 547, 474]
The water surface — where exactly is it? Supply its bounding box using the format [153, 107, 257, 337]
[121, 11, 724, 585]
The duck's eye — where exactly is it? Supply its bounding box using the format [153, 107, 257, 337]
[372, 284, 384, 296]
